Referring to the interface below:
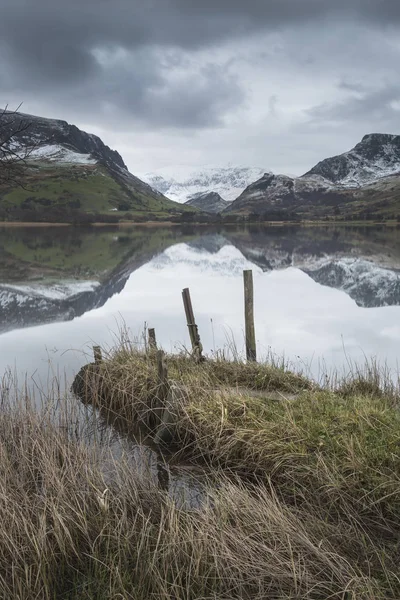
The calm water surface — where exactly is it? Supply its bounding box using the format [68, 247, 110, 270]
[2, 223, 400, 385]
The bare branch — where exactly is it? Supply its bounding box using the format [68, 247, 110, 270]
[0, 105, 34, 186]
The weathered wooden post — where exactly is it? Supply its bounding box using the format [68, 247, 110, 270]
[93, 346, 103, 364]
[148, 328, 157, 351]
[154, 383, 184, 446]
[182, 287, 203, 362]
[243, 270, 257, 362]
[154, 350, 181, 446]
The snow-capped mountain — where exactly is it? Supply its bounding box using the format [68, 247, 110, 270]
[226, 172, 343, 215]
[4, 111, 127, 169]
[142, 167, 268, 204]
[0, 111, 182, 219]
[304, 133, 400, 187]
[227, 133, 400, 216]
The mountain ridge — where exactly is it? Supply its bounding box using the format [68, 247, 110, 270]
[0, 111, 190, 221]
[184, 191, 231, 213]
[142, 166, 268, 204]
[4, 111, 128, 170]
[303, 132, 400, 187]
[225, 133, 400, 219]
[3, 112, 400, 222]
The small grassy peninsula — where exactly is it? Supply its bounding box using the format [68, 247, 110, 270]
[0, 349, 399, 599]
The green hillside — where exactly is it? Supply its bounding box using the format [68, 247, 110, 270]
[0, 162, 194, 222]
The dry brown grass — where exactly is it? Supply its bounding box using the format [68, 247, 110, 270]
[0, 349, 398, 598]
[0, 393, 389, 600]
[70, 348, 400, 598]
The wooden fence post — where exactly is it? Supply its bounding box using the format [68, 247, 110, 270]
[148, 328, 157, 351]
[182, 287, 203, 362]
[243, 270, 257, 362]
[147, 349, 170, 430]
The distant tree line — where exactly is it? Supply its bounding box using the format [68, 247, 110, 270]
[0, 204, 304, 225]
[172, 209, 301, 224]
[5, 192, 395, 225]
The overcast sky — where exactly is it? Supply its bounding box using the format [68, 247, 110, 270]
[1, 0, 400, 177]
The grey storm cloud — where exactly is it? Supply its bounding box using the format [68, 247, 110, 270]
[2, 0, 400, 54]
[1, 0, 400, 130]
[308, 84, 400, 127]
[2, 0, 400, 188]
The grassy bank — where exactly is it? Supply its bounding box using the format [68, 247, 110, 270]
[0, 350, 399, 598]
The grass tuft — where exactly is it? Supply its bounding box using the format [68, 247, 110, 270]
[0, 348, 399, 598]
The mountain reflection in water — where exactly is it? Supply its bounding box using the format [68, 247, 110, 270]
[1, 223, 400, 381]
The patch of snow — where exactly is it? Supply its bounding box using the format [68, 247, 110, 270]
[141, 166, 270, 203]
[339, 162, 400, 188]
[304, 135, 400, 188]
[27, 144, 97, 165]
[0, 290, 29, 308]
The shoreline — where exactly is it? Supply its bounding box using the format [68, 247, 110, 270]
[0, 219, 398, 228]
[0, 222, 72, 227]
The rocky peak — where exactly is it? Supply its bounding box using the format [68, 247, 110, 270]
[185, 191, 231, 213]
[354, 133, 400, 160]
[3, 111, 127, 170]
[303, 132, 400, 187]
[361, 133, 397, 144]
[228, 173, 296, 209]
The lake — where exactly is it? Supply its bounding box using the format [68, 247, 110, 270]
[2, 223, 400, 387]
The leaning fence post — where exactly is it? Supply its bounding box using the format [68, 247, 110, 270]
[182, 287, 203, 362]
[243, 270, 257, 362]
[148, 328, 157, 351]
